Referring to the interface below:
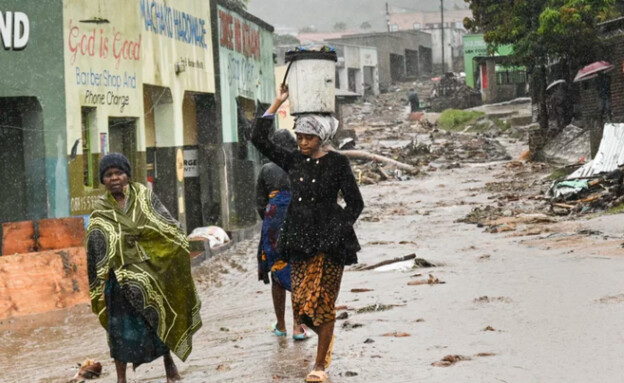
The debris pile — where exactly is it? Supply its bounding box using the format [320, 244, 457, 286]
[457, 160, 556, 233]
[547, 123, 624, 215]
[335, 80, 519, 185]
[429, 73, 482, 112]
[548, 169, 624, 215]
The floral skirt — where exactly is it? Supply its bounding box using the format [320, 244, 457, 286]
[258, 190, 292, 290]
[291, 253, 344, 327]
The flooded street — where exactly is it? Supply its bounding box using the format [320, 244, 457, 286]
[3, 1, 624, 382]
[4, 135, 624, 382]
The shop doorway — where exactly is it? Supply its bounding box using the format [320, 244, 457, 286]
[0, 97, 46, 224]
[390, 53, 405, 82]
[108, 117, 137, 172]
[182, 92, 203, 232]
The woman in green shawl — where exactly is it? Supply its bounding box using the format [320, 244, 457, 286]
[86, 153, 202, 383]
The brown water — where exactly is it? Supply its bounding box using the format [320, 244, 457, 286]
[3, 139, 624, 382]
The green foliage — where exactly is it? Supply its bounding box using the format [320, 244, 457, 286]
[360, 21, 372, 30]
[465, 0, 621, 69]
[608, 200, 624, 214]
[537, 0, 618, 66]
[464, 0, 620, 136]
[548, 166, 578, 181]
[438, 109, 486, 132]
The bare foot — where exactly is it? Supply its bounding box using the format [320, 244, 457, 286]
[164, 352, 181, 382]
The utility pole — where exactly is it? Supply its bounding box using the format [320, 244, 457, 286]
[386, 2, 390, 32]
[440, 0, 445, 74]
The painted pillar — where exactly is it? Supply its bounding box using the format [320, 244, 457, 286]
[0, 3, 67, 222]
[215, 4, 275, 230]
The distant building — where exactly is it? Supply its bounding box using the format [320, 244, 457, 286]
[275, 43, 380, 97]
[463, 34, 528, 104]
[388, 9, 471, 32]
[389, 9, 470, 73]
[327, 31, 432, 92]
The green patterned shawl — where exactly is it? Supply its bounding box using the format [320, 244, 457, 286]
[86, 182, 202, 361]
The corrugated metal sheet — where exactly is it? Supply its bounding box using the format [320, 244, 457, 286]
[569, 123, 624, 178]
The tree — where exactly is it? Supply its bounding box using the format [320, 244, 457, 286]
[360, 21, 372, 30]
[333, 22, 347, 31]
[464, 0, 620, 158]
[274, 34, 300, 46]
[299, 26, 317, 33]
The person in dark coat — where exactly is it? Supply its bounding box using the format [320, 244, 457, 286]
[256, 129, 307, 340]
[407, 88, 420, 113]
[252, 85, 364, 383]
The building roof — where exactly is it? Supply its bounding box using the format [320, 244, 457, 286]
[328, 30, 429, 40]
[297, 31, 362, 44]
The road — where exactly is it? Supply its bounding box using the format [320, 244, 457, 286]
[3, 135, 624, 382]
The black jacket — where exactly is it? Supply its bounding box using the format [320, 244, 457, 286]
[251, 116, 364, 265]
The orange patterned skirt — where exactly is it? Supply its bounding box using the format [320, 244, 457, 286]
[291, 253, 344, 327]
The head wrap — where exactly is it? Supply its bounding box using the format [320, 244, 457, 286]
[293, 114, 339, 145]
[99, 153, 132, 183]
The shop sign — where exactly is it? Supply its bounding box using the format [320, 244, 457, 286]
[139, 0, 208, 49]
[0, 11, 29, 50]
[218, 8, 261, 60]
[183, 149, 198, 178]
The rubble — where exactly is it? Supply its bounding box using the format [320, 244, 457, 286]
[548, 169, 624, 215]
[339, 81, 515, 185]
[429, 73, 482, 112]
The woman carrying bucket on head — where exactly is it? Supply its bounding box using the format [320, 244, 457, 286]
[252, 83, 364, 382]
[256, 129, 308, 340]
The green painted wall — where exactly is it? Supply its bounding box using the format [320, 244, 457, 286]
[216, 5, 275, 143]
[0, 1, 68, 220]
[463, 34, 514, 88]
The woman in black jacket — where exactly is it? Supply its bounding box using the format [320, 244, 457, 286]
[252, 85, 364, 382]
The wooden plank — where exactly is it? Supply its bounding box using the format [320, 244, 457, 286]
[2, 221, 35, 255]
[37, 217, 85, 251]
[0, 247, 89, 319]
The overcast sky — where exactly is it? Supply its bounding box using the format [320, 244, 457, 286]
[247, 0, 469, 32]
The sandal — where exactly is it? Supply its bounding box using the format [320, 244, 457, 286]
[324, 335, 335, 368]
[293, 328, 309, 341]
[305, 370, 327, 382]
[272, 323, 287, 337]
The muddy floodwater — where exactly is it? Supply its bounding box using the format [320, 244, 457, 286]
[3, 137, 624, 382]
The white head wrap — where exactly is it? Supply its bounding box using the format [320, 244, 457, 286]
[293, 114, 339, 145]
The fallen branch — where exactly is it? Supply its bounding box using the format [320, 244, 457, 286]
[337, 149, 419, 174]
[357, 253, 416, 271]
[570, 193, 602, 204]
